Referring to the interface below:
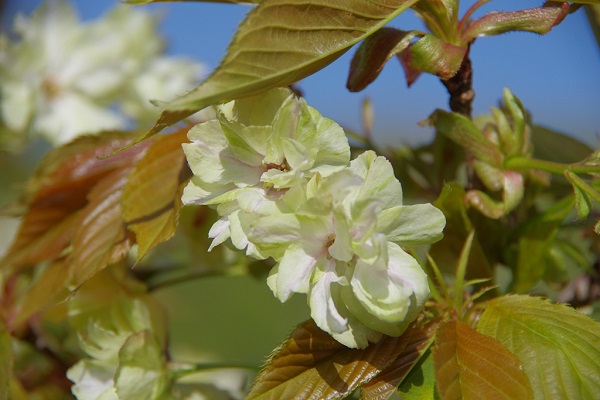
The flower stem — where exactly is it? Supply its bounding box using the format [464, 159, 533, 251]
[505, 157, 600, 175]
[170, 361, 260, 380]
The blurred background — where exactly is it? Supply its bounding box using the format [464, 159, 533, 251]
[1, 0, 599, 393]
[2, 0, 599, 147]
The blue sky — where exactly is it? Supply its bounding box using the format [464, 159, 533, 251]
[3, 0, 599, 146]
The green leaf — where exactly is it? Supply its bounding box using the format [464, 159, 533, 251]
[477, 295, 600, 400]
[531, 125, 592, 164]
[428, 110, 503, 166]
[511, 196, 574, 292]
[247, 318, 430, 400]
[122, 129, 191, 261]
[572, 183, 592, 220]
[360, 321, 438, 400]
[406, 35, 467, 80]
[115, 330, 170, 400]
[144, 0, 420, 139]
[463, 4, 571, 43]
[398, 350, 439, 400]
[434, 320, 532, 400]
[347, 28, 422, 92]
[430, 183, 493, 280]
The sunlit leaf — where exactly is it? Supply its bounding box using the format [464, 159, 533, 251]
[247, 318, 430, 400]
[477, 295, 600, 400]
[406, 35, 467, 80]
[69, 168, 135, 289]
[347, 28, 422, 92]
[360, 321, 438, 400]
[144, 0, 420, 139]
[1, 134, 144, 270]
[428, 110, 503, 166]
[398, 350, 439, 400]
[122, 129, 191, 261]
[462, 4, 570, 43]
[434, 320, 532, 400]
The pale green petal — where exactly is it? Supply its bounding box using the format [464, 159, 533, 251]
[309, 262, 348, 335]
[207, 217, 230, 252]
[184, 121, 262, 186]
[245, 214, 302, 261]
[273, 243, 318, 302]
[328, 206, 353, 262]
[67, 359, 118, 400]
[351, 151, 403, 208]
[378, 204, 446, 246]
[181, 176, 238, 206]
[344, 243, 429, 337]
[311, 114, 351, 175]
[114, 331, 169, 400]
[219, 119, 268, 166]
[311, 277, 382, 349]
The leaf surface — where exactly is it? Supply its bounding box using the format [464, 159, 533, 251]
[145, 0, 420, 138]
[69, 168, 135, 288]
[2, 134, 145, 270]
[463, 4, 570, 43]
[434, 319, 532, 400]
[9, 259, 71, 329]
[360, 321, 438, 400]
[477, 295, 600, 400]
[122, 129, 191, 261]
[398, 350, 439, 400]
[347, 28, 421, 92]
[247, 318, 431, 400]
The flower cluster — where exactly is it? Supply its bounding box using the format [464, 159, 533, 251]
[0, 0, 204, 149]
[182, 89, 446, 348]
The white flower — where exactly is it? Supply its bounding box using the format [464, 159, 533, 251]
[182, 88, 351, 253]
[245, 151, 445, 348]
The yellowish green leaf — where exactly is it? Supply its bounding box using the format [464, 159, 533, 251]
[406, 35, 467, 80]
[122, 129, 191, 261]
[434, 319, 532, 400]
[477, 295, 600, 400]
[144, 0, 420, 139]
[398, 350, 438, 400]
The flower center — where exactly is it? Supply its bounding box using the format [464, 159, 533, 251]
[264, 159, 291, 173]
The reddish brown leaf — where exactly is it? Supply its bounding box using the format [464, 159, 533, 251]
[360, 320, 439, 400]
[68, 167, 136, 288]
[2, 133, 149, 270]
[434, 320, 532, 400]
[122, 129, 191, 261]
[347, 28, 421, 92]
[8, 258, 72, 329]
[247, 318, 433, 400]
